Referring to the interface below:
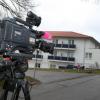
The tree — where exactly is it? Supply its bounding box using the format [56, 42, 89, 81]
[0, 0, 35, 18]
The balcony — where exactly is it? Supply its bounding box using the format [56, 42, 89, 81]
[54, 44, 76, 50]
[32, 54, 43, 60]
[48, 56, 75, 62]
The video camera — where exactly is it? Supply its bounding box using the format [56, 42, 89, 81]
[0, 11, 54, 55]
[0, 12, 54, 99]
[0, 11, 54, 74]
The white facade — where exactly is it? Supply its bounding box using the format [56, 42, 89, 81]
[28, 33, 100, 69]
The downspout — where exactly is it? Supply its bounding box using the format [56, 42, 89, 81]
[83, 39, 86, 68]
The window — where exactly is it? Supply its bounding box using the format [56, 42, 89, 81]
[54, 39, 58, 44]
[35, 63, 41, 68]
[85, 53, 88, 58]
[68, 40, 74, 45]
[85, 52, 92, 59]
[53, 40, 55, 44]
[60, 52, 66, 57]
[62, 41, 64, 44]
[61, 52, 63, 57]
[68, 40, 71, 44]
[67, 51, 74, 57]
[50, 64, 56, 69]
[95, 44, 100, 49]
[53, 51, 57, 56]
[72, 40, 74, 44]
[89, 53, 92, 59]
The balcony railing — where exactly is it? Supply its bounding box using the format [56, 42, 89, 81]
[48, 56, 75, 62]
[54, 44, 76, 49]
[33, 54, 43, 59]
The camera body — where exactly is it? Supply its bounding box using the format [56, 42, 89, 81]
[0, 17, 36, 54]
[0, 11, 54, 54]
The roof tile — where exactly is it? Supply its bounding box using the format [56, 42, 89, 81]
[46, 31, 90, 38]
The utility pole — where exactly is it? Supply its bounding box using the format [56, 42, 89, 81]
[33, 49, 39, 78]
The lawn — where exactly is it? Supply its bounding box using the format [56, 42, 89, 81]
[29, 68, 100, 74]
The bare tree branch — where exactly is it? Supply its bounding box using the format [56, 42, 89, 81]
[0, 0, 35, 18]
[0, 1, 17, 16]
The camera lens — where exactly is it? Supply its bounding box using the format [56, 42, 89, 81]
[26, 11, 41, 26]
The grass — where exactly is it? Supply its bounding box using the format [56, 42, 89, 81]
[92, 69, 100, 74]
[28, 68, 100, 74]
[25, 76, 41, 86]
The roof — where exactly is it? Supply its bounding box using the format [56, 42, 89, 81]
[46, 31, 90, 38]
[45, 31, 100, 45]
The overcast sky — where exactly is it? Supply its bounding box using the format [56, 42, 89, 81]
[34, 0, 100, 42]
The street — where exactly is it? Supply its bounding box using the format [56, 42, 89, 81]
[27, 71, 100, 100]
[4, 70, 100, 100]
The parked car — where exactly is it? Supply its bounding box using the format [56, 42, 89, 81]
[66, 65, 76, 69]
[59, 66, 67, 69]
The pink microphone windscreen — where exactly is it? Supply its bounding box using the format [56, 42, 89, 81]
[42, 32, 52, 40]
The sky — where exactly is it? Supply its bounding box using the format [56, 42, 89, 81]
[33, 0, 100, 42]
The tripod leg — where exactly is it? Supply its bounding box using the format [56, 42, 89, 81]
[21, 80, 31, 100]
[11, 80, 30, 100]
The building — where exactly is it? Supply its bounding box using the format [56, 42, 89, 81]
[28, 31, 100, 69]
